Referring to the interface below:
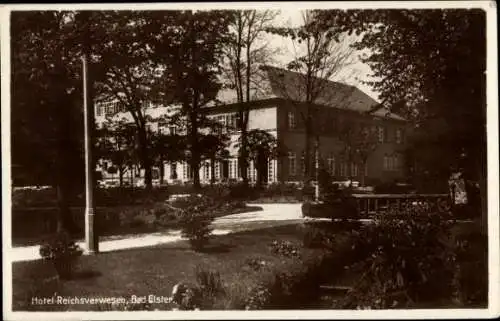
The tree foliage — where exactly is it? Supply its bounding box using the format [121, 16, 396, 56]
[267, 10, 356, 185]
[222, 9, 280, 186]
[312, 8, 487, 229]
[95, 118, 137, 186]
[11, 11, 86, 232]
[149, 10, 234, 189]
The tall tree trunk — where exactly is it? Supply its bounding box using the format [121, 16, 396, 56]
[210, 156, 216, 185]
[303, 122, 311, 186]
[239, 126, 249, 187]
[137, 129, 152, 190]
[119, 168, 124, 186]
[159, 157, 164, 186]
[189, 110, 201, 190]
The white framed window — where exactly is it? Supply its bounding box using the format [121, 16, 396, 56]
[96, 105, 103, 116]
[268, 159, 274, 183]
[215, 161, 220, 179]
[287, 111, 296, 129]
[204, 162, 210, 181]
[383, 155, 389, 170]
[327, 154, 336, 175]
[228, 159, 238, 179]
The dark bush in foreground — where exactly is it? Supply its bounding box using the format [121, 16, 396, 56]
[39, 231, 83, 280]
[338, 209, 467, 309]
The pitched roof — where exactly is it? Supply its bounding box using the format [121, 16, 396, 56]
[214, 65, 405, 121]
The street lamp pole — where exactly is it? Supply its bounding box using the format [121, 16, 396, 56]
[82, 53, 98, 254]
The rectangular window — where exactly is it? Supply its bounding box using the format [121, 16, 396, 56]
[287, 152, 297, 177]
[268, 159, 274, 183]
[327, 154, 336, 176]
[234, 159, 239, 178]
[287, 111, 296, 130]
[340, 162, 347, 177]
[383, 155, 389, 170]
[301, 151, 305, 176]
[351, 162, 358, 177]
[215, 162, 220, 179]
[169, 126, 176, 135]
[248, 160, 257, 182]
[378, 126, 385, 143]
[396, 129, 404, 144]
[97, 105, 103, 116]
[183, 162, 188, 180]
[204, 162, 210, 181]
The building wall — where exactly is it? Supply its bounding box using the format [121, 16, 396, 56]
[276, 100, 408, 184]
[95, 98, 408, 186]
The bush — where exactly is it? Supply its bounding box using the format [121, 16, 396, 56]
[171, 266, 226, 310]
[39, 231, 83, 279]
[339, 210, 457, 309]
[177, 196, 217, 250]
[302, 225, 337, 249]
[195, 266, 226, 309]
[179, 211, 214, 251]
[269, 240, 301, 259]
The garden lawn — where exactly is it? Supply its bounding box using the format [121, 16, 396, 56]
[12, 224, 331, 311]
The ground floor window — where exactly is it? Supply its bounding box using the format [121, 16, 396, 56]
[327, 154, 335, 176]
[287, 152, 296, 176]
[340, 161, 348, 177]
[350, 162, 358, 177]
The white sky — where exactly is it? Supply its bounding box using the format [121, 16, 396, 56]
[267, 9, 380, 101]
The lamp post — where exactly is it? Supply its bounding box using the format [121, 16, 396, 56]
[82, 54, 98, 254]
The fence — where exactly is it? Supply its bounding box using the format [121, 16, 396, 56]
[351, 193, 451, 216]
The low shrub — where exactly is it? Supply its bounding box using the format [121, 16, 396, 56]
[171, 266, 226, 310]
[39, 231, 83, 280]
[302, 225, 336, 249]
[179, 211, 214, 251]
[245, 257, 269, 271]
[195, 266, 226, 309]
[269, 240, 301, 259]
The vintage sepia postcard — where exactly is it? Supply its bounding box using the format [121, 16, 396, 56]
[1, 1, 498, 320]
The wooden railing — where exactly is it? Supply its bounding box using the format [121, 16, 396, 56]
[350, 193, 451, 216]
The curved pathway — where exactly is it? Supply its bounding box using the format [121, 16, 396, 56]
[8, 203, 303, 263]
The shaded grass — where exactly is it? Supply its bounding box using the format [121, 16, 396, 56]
[12, 223, 329, 311]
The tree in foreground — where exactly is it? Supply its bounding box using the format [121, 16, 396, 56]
[266, 10, 356, 187]
[151, 10, 234, 190]
[11, 11, 85, 233]
[312, 9, 487, 230]
[242, 129, 278, 188]
[222, 9, 280, 187]
[95, 118, 137, 187]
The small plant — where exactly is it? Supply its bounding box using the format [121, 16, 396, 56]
[269, 240, 301, 258]
[39, 231, 83, 280]
[245, 284, 272, 310]
[302, 226, 336, 249]
[195, 266, 226, 309]
[179, 210, 214, 250]
[245, 257, 268, 271]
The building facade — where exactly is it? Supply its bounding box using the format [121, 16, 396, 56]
[94, 66, 408, 187]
